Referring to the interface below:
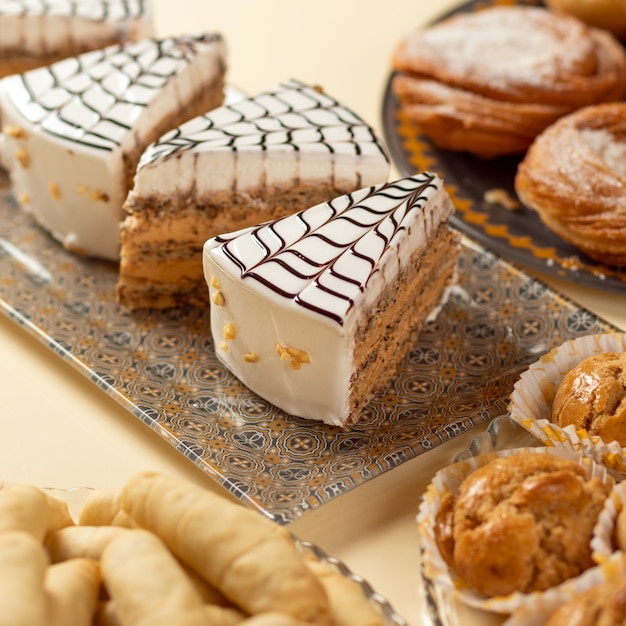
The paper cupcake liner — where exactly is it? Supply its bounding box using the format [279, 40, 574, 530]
[508, 332, 626, 476]
[591, 480, 626, 562]
[503, 554, 626, 626]
[417, 447, 614, 617]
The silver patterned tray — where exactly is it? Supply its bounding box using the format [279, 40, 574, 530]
[0, 170, 615, 523]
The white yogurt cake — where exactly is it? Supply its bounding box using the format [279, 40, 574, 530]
[203, 173, 461, 427]
[0, 0, 154, 77]
[117, 79, 390, 309]
[0, 33, 227, 260]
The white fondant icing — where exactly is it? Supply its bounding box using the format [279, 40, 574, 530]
[203, 173, 454, 426]
[131, 79, 390, 199]
[0, 33, 226, 260]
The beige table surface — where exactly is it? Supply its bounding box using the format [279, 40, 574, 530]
[1, 1, 626, 624]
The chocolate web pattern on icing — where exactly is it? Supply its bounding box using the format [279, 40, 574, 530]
[140, 78, 390, 165]
[5, 33, 223, 152]
[214, 173, 438, 325]
[1, 0, 149, 19]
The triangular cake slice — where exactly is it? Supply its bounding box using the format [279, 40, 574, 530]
[117, 79, 390, 310]
[203, 173, 461, 428]
[0, 0, 154, 78]
[0, 33, 227, 260]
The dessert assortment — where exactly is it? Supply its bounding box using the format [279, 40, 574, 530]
[0, 0, 454, 431]
[0, 471, 395, 625]
[415, 330, 626, 624]
[4, 197, 606, 521]
[2, 0, 626, 624]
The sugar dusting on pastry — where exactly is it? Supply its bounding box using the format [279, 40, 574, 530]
[392, 5, 626, 157]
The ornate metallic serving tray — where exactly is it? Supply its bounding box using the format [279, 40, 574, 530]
[0, 170, 614, 523]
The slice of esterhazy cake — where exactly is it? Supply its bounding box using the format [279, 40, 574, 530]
[0, 33, 227, 260]
[203, 173, 460, 428]
[116, 79, 390, 310]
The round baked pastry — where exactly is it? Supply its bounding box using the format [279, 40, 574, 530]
[434, 452, 610, 598]
[546, 0, 626, 40]
[515, 102, 626, 267]
[552, 351, 626, 445]
[392, 5, 626, 157]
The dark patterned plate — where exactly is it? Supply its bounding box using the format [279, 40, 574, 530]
[383, 0, 626, 294]
[0, 168, 616, 524]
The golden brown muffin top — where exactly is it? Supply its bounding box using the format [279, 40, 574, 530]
[552, 351, 626, 446]
[435, 452, 610, 597]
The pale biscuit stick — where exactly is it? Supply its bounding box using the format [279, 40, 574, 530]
[46, 523, 232, 605]
[305, 556, 386, 626]
[121, 471, 331, 623]
[73, 524, 232, 606]
[46, 558, 101, 626]
[44, 493, 75, 535]
[46, 525, 131, 563]
[0, 484, 49, 541]
[79, 488, 135, 528]
[0, 530, 48, 626]
[100, 528, 209, 626]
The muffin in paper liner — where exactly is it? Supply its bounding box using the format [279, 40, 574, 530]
[503, 480, 626, 626]
[508, 332, 626, 476]
[417, 446, 614, 618]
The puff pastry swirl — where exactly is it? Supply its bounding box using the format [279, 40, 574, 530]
[515, 102, 626, 267]
[392, 6, 626, 157]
